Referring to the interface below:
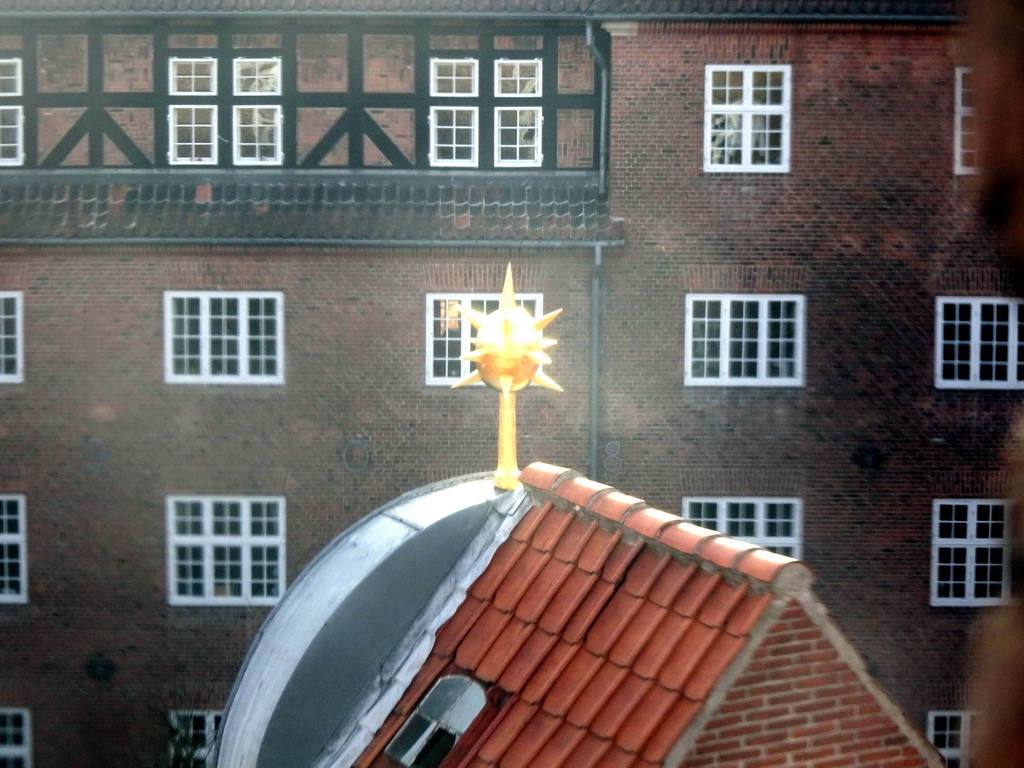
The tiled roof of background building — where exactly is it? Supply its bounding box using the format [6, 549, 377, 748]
[0, 176, 622, 245]
[0, 0, 960, 18]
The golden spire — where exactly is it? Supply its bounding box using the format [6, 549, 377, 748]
[452, 264, 562, 490]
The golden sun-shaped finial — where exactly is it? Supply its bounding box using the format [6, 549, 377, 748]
[452, 264, 562, 490]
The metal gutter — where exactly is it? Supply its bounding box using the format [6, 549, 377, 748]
[0, 236, 625, 248]
[585, 20, 610, 198]
[589, 243, 604, 482]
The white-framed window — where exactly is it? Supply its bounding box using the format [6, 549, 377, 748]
[169, 106, 218, 165]
[430, 58, 478, 97]
[234, 57, 281, 95]
[0, 107, 23, 167]
[426, 292, 542, 385]
[0, 59, 22, 97]
[0, 496, 27, 605]
[932, 500, 1010, 607]
[164, 291, 284, 385]
[430, 107, 478, 168]
[704, 64, 791, 173]
[167, 496, 285, 606]
[385, 676, 487, 767]
[169, 58, 217, 96]
[233, 106, 282, 165]
[495, 107, 542, 167]
[169, 710, 222, 768]
[495, 59, 541, 96]
[683, 497, 802, 557]
[928, 710, 971, 768]
[685, 294, 805, 386]
[955, 67, 977, 175]
[0, 293, 22, 383]
[0, 709, 31, 768]
[935, 297, 1024, 389]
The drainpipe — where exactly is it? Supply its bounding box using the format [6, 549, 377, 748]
[589, 243, 603, 481]
[585, 20, 610, 197]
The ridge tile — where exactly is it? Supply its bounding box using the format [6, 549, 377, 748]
[589, 490, 648, 524]
[555, 475, 612, 508]
[519, 462, 578, 491]
[622, 507, 680, 540]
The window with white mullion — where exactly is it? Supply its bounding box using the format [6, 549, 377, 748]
[0, 709, 31, 768]
[685, 294, 804, 386]
[169, 710, 222, 768]
[494, 107, 542, 167]
[169, 57, 217, 96]
[705, 64, 790, 173]
[169, 105, 218, 165]
[426, 292, 542, 385]
[233, 106, 282, 165]
[0, 106, 23, 166]
[936, 297, 1024, 388]
[0, 292, 23, 383]
[167, 496, 284, 606]
[931, 499, 1010, 606]
[0, 59, 22, 96]
[0, 495, 27, 604]
[683, 497, 802, 557]
[429, 106, 478, 168]
[928, 710, 971, 768]
[955, 67, 977, 175]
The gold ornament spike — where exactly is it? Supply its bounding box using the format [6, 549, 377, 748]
[451, 264, 563, 490]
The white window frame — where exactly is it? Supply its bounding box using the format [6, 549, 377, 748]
[425, 292, 543, 385]
[430, 58, 478, 97]
[704, 64, 791, 173]
[164, 291, 284, 385]
[169, 709, 222, 768]
[684, 294, 805, 386]
[494, 59, 542, 97]
[166, 496, 285, 607]
[0, 292, 23, 383]
[0, 59, 22, 97]
[683, 497, 802, 557]
[931, 499, 1010, 607]
[233, 57, 281, 95]
[385, 676, 487, 767]
[494, 107, 542, 167]
[0, 709, 31, 768]
[429, 107, 478, 168]
[232, 106, 283, 165]
[935, 297, 1024, 389]
[955, 67, 977, 176]
[0, 106, 24, 167]
[169, 57, 217, 96]
[928, 710, 971, 768]
[0, 495, 27, 605]
[168, 105, 218, 165]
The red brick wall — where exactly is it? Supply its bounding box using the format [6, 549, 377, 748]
[688, 601, 937, 767]
[601, 20, 997, 727]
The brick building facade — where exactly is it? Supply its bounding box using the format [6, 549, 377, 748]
[0, 1, 999, 766]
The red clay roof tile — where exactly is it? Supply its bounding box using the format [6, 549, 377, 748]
[520, 637, 580, 704]
[476, 615, 536, 683]
[496, 627, 559, 691]
[531, 721, 589, 766]
[601, 538, 645, 582]
[647, 560, 699, 608]
[499, 708, 563, 768]
[724, 591, 774, 637]
[622, 507, 681, 540]
[577, 526, 624, 574]
[508, 500, 554, 543]
[475, 698, 539, 764]
[554, 475, 612, 508]
[594, 745, 653, 768]
[541, 646, 605, 716]
[657, 520, 722, 557]
[697, 536, 761, 571]
[552, 516, 600, 563]
[696, 579, 750, 629]
[432, 593, 489, 657]
[513, 555, 576, 623]
[559, 576, 618, 644]
[536, 568, 601, 635]
[589, 672, 657, 738]
[607, 600, 670, 667]
[683, 632, 749, 701]
[392, 653, 450, 715]
[656, 620, 721, 690]
[615, 683, 681, 752]
[734, 546, 799, 584]
[630, 612, 695, 680]
[671, 569, 722, 618]
[531, 505, 577, 552]
[493, 547, 550, 612]
[455, 603, 513, 670]
[565, 661, 632, 728]
[585, 590, 646, 656]
[519, 462, 578, 492]
[640, 698, 703, 763]
[469, 537, 530, 601]
[622, 549, 672, 598]
[564, 731, 615, 768]
[589, 490, 649, 524]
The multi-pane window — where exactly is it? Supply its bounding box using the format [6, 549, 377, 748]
[932, 500, 1010, 606]
[426, 292, 541, 385]
[167, 496, 285, 606]
[935, 297, 1024, 388]
[0, 59, 23, 166]
[431, 59, 478, 97]
[169, 710, 222, 768]
[495, 107, 541, 167]
[495, 59, 541, 96]
[0, 293, 22, 384]
[685, 294, 805, 386]
[385, 676, 487, 767]
[704, 64, 791, 173]
[164, 291, 284, 384]
[0, 496, 26, 604]
[683, 497, 802, 557]
[0, 709, 31, 768]
[928, 711, 971, 768]
[430, 59, 478, 168]
[169, 58, 217, 96]
[233, 106, 282, 165]
[955, 67, 977, 175]
[169, 106, 218, 165]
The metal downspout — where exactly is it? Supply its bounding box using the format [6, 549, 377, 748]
[585, 20, 610, 197]
[589, 244, 603, 481]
